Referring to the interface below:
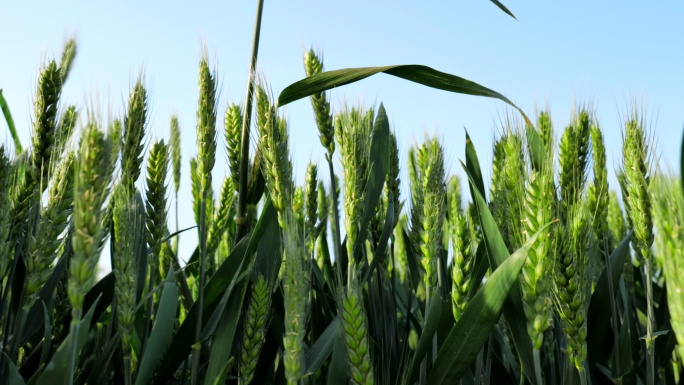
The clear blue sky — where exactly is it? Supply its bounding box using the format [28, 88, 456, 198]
[2, 1, 683, 272]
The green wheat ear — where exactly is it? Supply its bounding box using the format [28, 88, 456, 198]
[239, 274, 272, 385]
[652, 175, 684, 363]
[145, 140, 169, 282]
[170, 115, 181, 194]
[520, 166, 554, 350]
[304, 48, 335, 157]
[121, 73, 148, 191]
[207, 175, 235, 260]
[69, 119, 111, 317]
[304, 162, 318, 255]
[112, 184, 139, 363]
[607, 190, 626, 250]
[25, 152, 76, 308]
[340, 287, 375, 385]
[409, 137, 446, 298]
[258, 86, 293, 230]
[225, 103, 243, 187]
[621, 111, 656, 381]
[386, 131, 402, 229]
[588, 123, 610, 284]
[553, 202, 591, 373]
[489, 128, 526, 252]
[282, 212, 309, 385]
[450, 190, 473, 323]
[13, 59, 64, 244]
[58, 37, 77, 82]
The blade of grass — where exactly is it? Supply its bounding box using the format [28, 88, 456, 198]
[278, 65, 531, 126]
[135, 266, 179, 385]
[427, 223, 553, 384]
[0, 89, 22, 155]
[489, 0, 517, 20]
[304, 318, 340, 377]
[33, 298, 100, 385]
[3, 353, 25, 385]
[461, 158, 536, 384]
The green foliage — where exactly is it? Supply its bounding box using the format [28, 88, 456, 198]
[0, 33, 682, 385]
